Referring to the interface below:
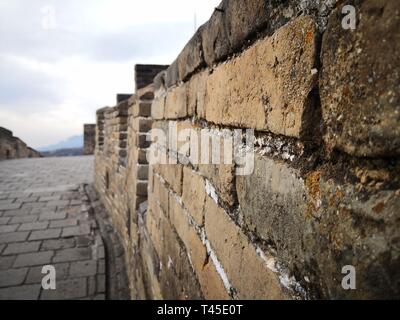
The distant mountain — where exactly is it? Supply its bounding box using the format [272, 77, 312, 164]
[38, 135, 83, 152]
[41, 148, 83, 157]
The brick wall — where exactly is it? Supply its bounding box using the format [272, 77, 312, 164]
[0, 127, 42, 160]
[94, 0, 400, 299]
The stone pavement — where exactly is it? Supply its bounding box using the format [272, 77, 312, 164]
[0, 156, 106, 300]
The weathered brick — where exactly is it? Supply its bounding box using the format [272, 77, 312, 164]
[236, 153, 307, 255]
[146, 201, 163, 256]
[0, 217, 10, 225]
[41, 278, 87, 300]
[29, 228, 61, 241]
[168, 194, 228, 299]
[41, 238, 75, 251]
[197, 259, 230, 300]
[0, 231, 29, 244]
[148, 199, 202, 299]
[70, 260, 97, 277]
[14, 251, 53, 267]
[151, 96, 165, 120]
[3, 241, 41, 255]
[39, 211, 66, 221]
[164, 85, 187, 120]
[18, 221, 48, 231]
[320, 0, 400, 156]
[0, 256, 16, 270]
[154, 70, 167, 97]
[177, 27, 205, 81]
[132, 102, 152, 117]
[182, 167, 205, 226]
[155, 161, 183, 196]
[204, 16, 318, 138]
[136, 181, 148, 197]
[136, 133, 151, 148]
[188, 71, 208, 118]
[137, 164, 148, 180]
[53, 247, 92, 263]
[152, 175, 169, 215]
[136, 148, 148, 164]
[133, 118, 152, 133]
[136, 84, 154, 101]
[0, 268, 28, 288]
[0, 224, 18, 233]
[49, 218, 78, 228]
[199, 163, 235, 207]
[0, 284, 41, 300]
[9, 215, 38, 224]
[168, 193, 227, 299]
[204, 197, 286, 299]
[61, 224, 91, 237]
[3, 208, 31, 217]
[0, 202, 21, 211]
[165, 59, 179, 88]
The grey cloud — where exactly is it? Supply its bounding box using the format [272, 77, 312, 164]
[0, 1, 193, 64]
[0, 58, 64, 112]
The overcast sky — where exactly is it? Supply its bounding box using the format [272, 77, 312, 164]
[0, 0, 220, 148]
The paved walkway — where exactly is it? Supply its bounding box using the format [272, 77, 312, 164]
[0, 156, 106, 300]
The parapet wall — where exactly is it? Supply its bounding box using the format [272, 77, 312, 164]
[83, 124, 96, 155]
[94, 0, 400, 299]
[0, 127, 42, 160]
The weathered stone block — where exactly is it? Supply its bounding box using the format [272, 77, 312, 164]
[169, 194, 204, 264]
[177, 27, 205, 81]
[133, 118, 152, 133]
[147, 199, 202, 299]
[165, 85, 188, 120]
[165, 59, 179, 89]
[188, 71, 208, 118]
[132, 102, 152, 117]
[155, 161, 183, 196]
[14, 251, 53, 267]
[3, 241, 41, 255]
[182, 167, 206, 226]
[136, 84, 154, 101]
[135, 181, 147, 197]
[151, 96, 165, 120]
[199, 163, 235, 207]
[137, 164, 148, 180]
[201, 3, 231, 66]
[152, 175, 169, 215]
[204, 16, 318, 137]
[0, 268, 28, 287]
[29, 229, 61, 241]
[168, 193, 228, 299]
[136, 134, 151, 148]
[154, 70, 167, 98]
[204, 197, 286, 299]
[146, 200, 164, 256]
[320, 0, 400, 157]
[236, 153, 308, 263]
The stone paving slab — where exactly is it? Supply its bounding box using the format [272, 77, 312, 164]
[0, 156, 106, 300]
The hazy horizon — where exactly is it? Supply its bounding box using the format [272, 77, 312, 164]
[0, 0, 220, 149]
